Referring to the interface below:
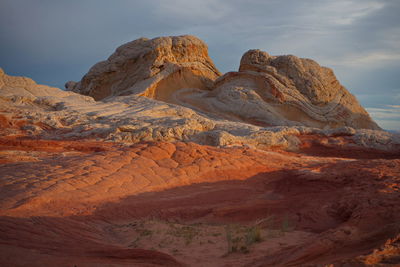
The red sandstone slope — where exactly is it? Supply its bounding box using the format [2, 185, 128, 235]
[0, 135, 399, 266]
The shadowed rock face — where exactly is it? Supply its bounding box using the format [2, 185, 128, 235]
[66, 35, 221, 101]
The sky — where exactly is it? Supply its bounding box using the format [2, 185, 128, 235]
[0, 0, 399, 130]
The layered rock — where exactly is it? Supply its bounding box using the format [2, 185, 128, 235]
[68, 35, 379, 130]
[66, 35, 221, 101]
[174, 49, 380, 130]
[1, 68, 398, 152]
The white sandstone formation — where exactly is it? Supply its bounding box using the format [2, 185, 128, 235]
[65, 35, 220, 101]
[174, 49, 380, 130]
[68, 36, 379, 130]
[1, 68, 399, 152]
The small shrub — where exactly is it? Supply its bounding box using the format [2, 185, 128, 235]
[167, 224, 199, 245]
[225, 224, 262, 255]
[245, 225, 262, 246]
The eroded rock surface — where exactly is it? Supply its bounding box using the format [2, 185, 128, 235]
[66, 35, 220, 101]
[68, 36, 379, 130]
[0, 136, 399, 266]
[175, 49, 380, 129]
[1, 69, 398, 152]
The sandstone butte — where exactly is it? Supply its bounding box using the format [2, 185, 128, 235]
[0, 35, 399, 267]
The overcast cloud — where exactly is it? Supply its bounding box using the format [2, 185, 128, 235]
[0, 0, 399, 129]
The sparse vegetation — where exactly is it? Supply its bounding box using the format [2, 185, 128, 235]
[123, 215, 298, 259]
[225, 224, 263, 255]
[137, 228, 153, 237]
[167, 224, 199, 245]
[245, 225, 262, 245]
[225, 225, 234, 253]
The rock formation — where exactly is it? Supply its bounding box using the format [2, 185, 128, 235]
[175, 49, 380, 129]
[66, 35, 220, 101]
[1, 68, 397, 152]
[68, 36, 379, 130]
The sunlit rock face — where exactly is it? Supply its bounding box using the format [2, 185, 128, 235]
[67, 36, 379, 130]
[66, 35, 221, 101]
[174, 49, 380, 130]
[238, 49, 380, 129]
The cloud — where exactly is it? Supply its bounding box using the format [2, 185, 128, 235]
[367, 106, 400, 120]
[325, 51, 400, 67]
[310, 0, 385, 25]
[375, 120, 400, 131]
[153, 0, 232, 21]
[0, 0, 399, 114]
[366, 105, 400, 130]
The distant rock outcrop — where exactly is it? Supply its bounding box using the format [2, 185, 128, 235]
[66, 35, 221, 101]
